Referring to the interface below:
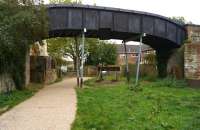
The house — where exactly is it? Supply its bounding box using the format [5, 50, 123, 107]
[116, 44, 155, 65]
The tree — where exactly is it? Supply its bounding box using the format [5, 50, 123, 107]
[170, 16, 193, 25]
[49, 0, 82, 4]
[144, 53, 156, 65]
[86, 40, 117, 66]
[0, 0, 48, 90]
[46, 37, 88, 71]
[47, 37, 117, 67]
[170, 16, 186, 25]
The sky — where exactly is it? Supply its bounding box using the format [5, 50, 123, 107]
[44, 0, 200, 25]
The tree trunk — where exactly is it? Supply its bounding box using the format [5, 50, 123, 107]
[73, 57, 77, 71]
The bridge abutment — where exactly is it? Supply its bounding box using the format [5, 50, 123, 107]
[184, 24, 200, 87]
[156, 49, 173, 78]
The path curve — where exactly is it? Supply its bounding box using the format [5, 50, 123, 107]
[0, 78, 79, 130]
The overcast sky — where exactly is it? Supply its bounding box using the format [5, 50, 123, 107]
[45, 0, 200, 24]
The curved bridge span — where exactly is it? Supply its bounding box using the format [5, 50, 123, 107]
[47, 4, 186, 49]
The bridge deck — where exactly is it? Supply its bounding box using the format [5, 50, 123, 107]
[47, 4, 186, 49]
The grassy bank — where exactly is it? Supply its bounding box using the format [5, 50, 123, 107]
[0, 83, 43, 115]
[72, 78, 200, 130]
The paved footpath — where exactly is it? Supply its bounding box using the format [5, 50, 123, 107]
[0, 78, 81, 130]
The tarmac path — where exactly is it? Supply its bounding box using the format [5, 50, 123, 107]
[0, 78, 81, 130]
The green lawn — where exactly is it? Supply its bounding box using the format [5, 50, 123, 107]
[0, 83, 43, 114]
[72, 78, 200, 130]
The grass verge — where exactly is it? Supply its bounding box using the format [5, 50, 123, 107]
[72, 78, 200, 130]
[0, 83, 43, 115]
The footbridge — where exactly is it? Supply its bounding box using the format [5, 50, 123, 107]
[47, 4, 186, 49]
[46, 4, 187, 78]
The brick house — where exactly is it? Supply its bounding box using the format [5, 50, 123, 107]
[116, 44, 155, 65]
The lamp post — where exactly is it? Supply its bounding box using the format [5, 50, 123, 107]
[135, 33, 146, 86]
[80, 28, 87, 88]
[75, 37, 80, 87]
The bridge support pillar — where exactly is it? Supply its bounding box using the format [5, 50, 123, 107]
[156, 49, 172, 78]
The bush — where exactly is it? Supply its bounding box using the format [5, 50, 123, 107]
[121, 64, 157, 78]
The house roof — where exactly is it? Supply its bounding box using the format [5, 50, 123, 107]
[115, 44, 153, 54]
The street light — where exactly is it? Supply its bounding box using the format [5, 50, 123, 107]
[80, 28, 87, 88]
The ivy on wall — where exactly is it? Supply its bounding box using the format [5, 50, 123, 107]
[0, 0, 48, 90]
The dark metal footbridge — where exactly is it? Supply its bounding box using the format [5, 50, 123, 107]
[47, 4, 186, 49]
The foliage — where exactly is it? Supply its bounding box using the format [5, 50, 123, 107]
[170, 16, 193, 25]
[47, 37, 88, 70]
[47, 37, 117, 69]
[170, 16, 186, 25]
[86, 40, 117, 66]
[144, 53, 156, 65]
[47, 37, 74, 58]
[0, 0, 48, 89]
[152, 77, 187, 88]
[0, 83, 43, 115]
[49, 0, 82, 4]
[72, 78, 200, 130]
[167, 46, 185, 79]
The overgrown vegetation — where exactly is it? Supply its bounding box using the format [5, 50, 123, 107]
[167, 46, 185, 79]
[121, 64, 157, 79]
[0, 0, 48, 90]
[0, 83, 43, 115]
[72, 78, 200, 130]
[47, 37, 117, 70]
[170, 16, 193, 25]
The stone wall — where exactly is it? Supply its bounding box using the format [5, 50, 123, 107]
[45, 69, 58, 84]
[30, 56, 57, 84]
[0, 73, 15, 93]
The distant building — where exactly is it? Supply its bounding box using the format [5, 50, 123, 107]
[30, 40, 48, 56]
[116, 44, 155, 65]
[29, 40, 57, 84]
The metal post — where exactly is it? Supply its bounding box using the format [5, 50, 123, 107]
[135, 33, 145, 86]
[123, 41, 130, 83]
[75, 37, 80, 87]
[80, 28, 86, 88]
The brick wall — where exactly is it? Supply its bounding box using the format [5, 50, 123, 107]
[184, 24, 200, 87]
[117, 54, 137, 65]
[184, 43, 200, 80]
[185, 24, 200, 43]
